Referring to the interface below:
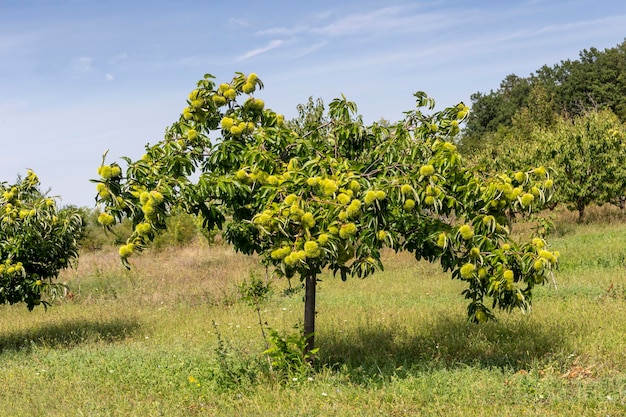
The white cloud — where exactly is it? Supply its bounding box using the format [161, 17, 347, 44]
[237, 39, 284, 61]
[254, 5, 468, 43]
[71, 56, 93, 72]
[292, 41, 328, 58]
[108, 53, 129, 65]
[256, 25, 307, 37]
[0, 32, 39, 52]
[105, 73, 114, 81]
[311, 6, 404, 36]
[255, 9, 332, 37]
[312, 10, 333, 20]
[229, 17, 249, 26]
[531, 14, 626, 38]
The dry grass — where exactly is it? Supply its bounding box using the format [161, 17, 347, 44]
[2, 214, 626, 416]
[59, 243, 262, 307]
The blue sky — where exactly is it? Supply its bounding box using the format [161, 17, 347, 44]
[1, 0, 625, 207]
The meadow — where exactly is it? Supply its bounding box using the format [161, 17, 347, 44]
[1, 207, 626, 416]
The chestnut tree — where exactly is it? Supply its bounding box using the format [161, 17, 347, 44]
[1, 170, 83, 310]
[94, 73, 558, 354]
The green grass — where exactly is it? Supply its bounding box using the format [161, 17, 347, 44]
[2, 217, 626, 416]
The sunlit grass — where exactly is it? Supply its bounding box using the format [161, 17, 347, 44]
[2, 210, 626, 416]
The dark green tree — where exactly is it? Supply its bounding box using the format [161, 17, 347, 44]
[553, 42, 626, 121]
[462, 39, 626, 153]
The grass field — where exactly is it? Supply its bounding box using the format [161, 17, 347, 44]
[1, 210, 626, 416]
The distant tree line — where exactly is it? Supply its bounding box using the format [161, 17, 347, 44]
[76, 206, 215, 251]
[462, 39, 626, 222]
[463, 39, 626, 146]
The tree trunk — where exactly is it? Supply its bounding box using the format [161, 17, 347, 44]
[577, 199, 585, 223]
[303, 271, 317, 359]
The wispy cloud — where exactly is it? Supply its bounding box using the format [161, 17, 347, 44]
[229, 17, 249, 26]
[0, 32, 39, 52]
[237, 39, 284, 61]
[311, 10, 333, 20]
[108, 53, 129, 65]
[256, 26, 305, 37]
[530, 14, 626, 37]
[257, 5, 461, 38]
[292, 41, 328, 59]
[105, 73, 114, 81]
[255, 8, 333, 36]
[0, 99, 28, 113]
[71, 56, 93, 72]
[249, 3, 625, 84]
[311, 6, 410, 36]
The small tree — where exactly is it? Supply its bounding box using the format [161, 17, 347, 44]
[531, 110, 626, 222]
[1, 170, 83, 309]
[95, 73, 558, 355]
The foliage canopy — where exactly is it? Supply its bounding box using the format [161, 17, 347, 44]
[95, 72, 557, 352]
[1, 171, 83, 309]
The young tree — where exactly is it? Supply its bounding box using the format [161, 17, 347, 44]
[531, 110, 626, 221]
[1, 170, 83, 309]
[95, 73, 558, 355]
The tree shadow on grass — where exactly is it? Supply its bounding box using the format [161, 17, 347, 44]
[0, 317, 141, 354]
[318, 313, 578, 380]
